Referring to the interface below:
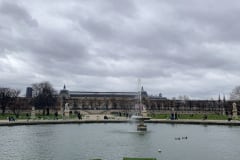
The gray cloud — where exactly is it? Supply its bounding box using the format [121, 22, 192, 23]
[0, 1, 38, 27]
[0, 0, 240, 99]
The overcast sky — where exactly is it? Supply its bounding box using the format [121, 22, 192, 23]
[1, 0, 240, 99]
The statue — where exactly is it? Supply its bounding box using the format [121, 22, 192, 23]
[232, 103, 238, 120]
[65, 103, 69, 111]
[31, 106, 35, 119]
[64, 103, 70, 118]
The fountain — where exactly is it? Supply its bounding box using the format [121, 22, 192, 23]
[131, 79, 151, 131]
[134, 105, 150, 131]
[137, 118, 149, 131]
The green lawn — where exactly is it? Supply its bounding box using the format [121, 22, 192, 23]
[0, 113, 30, 120]
[0, 112, 233, 121]
[150, 113, 229, 120]
[0, 113, 78, 120]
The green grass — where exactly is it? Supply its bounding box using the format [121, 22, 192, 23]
[0, 113, 78, 120]
[150, 114, 169, 119]
[0, 112, 233, 121]
[150, 114, 229, 120]
[0, 113, 30, 120]
[123, 158, 156, 160]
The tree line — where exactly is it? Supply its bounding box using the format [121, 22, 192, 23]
[0, 88, 20, 115]
[0, 81, 58, 117]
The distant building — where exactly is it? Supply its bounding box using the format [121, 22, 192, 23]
[58, 85, 233, 115]
[26, 87, 33, 98]
[59, 85, 148, 110]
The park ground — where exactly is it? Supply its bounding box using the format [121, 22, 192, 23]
[0, 113, 239, 126]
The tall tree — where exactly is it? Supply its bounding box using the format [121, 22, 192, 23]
[32, 82, 58, 115]
[0, 88, 20, 114]
[230, 86, 240, 100]
[8, 93, 23, 118]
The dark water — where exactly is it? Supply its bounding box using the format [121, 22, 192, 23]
[0, 123, 239, 160]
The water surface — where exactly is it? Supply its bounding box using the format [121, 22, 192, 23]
[0, 123, 239, 160]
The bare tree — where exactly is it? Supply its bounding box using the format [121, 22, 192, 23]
[230, 86, 240, 100]
[0, 88, 20, 114]
[9, 97, 24, 118]
[32, 82, 58, 115]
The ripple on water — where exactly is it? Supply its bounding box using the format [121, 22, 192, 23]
[0, 124, 240, 160]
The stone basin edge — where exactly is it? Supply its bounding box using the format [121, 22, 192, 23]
[0, 119, 240, 126]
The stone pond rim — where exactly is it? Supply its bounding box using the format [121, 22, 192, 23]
[0, 119, 240, 126]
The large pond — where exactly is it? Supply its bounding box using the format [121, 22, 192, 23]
[0, 123, 239, 160]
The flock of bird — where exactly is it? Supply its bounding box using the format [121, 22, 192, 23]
[174, 136, 188, 140]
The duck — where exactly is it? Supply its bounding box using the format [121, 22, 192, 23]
[182, 136, 188, 140]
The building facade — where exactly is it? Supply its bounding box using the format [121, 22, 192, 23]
[59, 85, 147, 111]
[26, 87, 33, 98]
[59, 85, 239, 115]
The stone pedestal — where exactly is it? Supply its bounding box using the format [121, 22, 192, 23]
[64, 110, 70, 118]
[31, 107, 35, 119]
[232, 103, 238, 120]
[137, 120, 147, 131]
